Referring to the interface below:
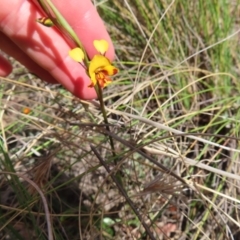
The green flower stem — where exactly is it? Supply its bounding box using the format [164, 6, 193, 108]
[37, 0, 89, 66]
[95, 84, 117, 163]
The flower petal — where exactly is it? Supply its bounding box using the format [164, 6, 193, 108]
[69, 48, 84, 62]
[89, 55, 111, 74]
[93, 40, 109, 55]
[101, 65, 118, 76]
[97, 74, 112, 88]
[89, 70, 97, 87]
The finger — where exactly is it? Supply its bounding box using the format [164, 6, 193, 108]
[0, 0, 113, 99]
[48, 0, 115, 60]
[0, 53, 12, 77]
[0, 32, 58, 83]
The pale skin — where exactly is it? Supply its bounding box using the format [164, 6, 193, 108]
[0, 0, 115, 99]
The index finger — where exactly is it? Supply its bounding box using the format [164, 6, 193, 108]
[41, 0, 115, 60]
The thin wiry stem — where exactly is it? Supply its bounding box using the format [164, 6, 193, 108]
[90, 145, 156, 240]
[95, 84, 117, 164]
[1, 171, 53, 240]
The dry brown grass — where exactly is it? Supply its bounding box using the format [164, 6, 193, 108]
[1, 0, 240, 239]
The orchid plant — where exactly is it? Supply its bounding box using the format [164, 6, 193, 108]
[37, 0, 118, 158]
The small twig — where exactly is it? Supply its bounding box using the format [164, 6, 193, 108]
[90, 145, 156, 240]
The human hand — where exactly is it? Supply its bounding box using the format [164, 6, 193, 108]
[0, 0, 115, 99]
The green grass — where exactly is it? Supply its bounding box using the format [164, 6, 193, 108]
[1, 0, 240, 239]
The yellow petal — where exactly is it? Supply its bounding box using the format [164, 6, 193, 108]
[89, 55, 111, 75]
[93, 40, 109, 55]
[69, 48, 84, 62]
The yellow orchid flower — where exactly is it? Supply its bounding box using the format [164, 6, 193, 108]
[88, 54, 118, 88]
[69, 40, 118, 88]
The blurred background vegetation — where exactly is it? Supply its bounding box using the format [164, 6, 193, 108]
[1, 0, 240, 239]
